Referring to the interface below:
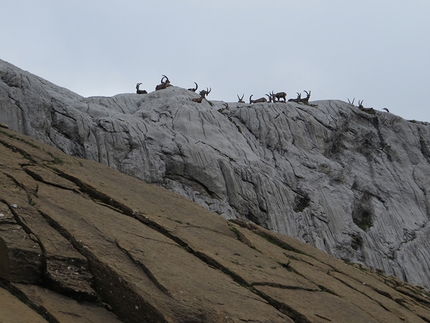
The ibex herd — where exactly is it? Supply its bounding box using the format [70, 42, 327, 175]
[135, 76, 316, 107]
[135, 77, 389, 114]
[135, 75, 174, 94]
[135, 75, 211, 103]
[245, 90, 311, 104]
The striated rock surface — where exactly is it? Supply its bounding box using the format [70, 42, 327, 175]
[0, 125, 429, 322]
[1, 58, 430, 292]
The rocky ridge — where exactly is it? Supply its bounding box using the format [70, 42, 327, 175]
[1, 124, 430, 322]
[1, 59, 430, 291]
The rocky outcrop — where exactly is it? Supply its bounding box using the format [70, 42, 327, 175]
[1, 126, 430, 322]
[1, 59, 430, 292]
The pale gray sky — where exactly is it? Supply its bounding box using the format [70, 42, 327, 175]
[2, 0, 429, 122]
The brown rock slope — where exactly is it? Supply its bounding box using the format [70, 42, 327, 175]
[0, 125, 429, 323]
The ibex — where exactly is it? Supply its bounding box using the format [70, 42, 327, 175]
[155, 75, 171, 91]
[288, 92, 302, 103]
[188, 82, 198, 92]
[249, 94, 267, 104]
[191, 97, 204, 103]
[199, 87, 211, 98]
[273, 91, 287, 102]
[191, 87, 211, 103]
[136, 83, 147, 94]
[237, 94, 245, 103]
[302, 90, 311, 104]
[356, 100, 375, 114]
[266, 92, 274, 103]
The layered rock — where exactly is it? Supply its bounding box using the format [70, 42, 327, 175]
[0, 126, 430, 322]
[1, 58, 430, 291]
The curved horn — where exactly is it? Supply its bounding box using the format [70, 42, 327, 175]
[194, 82, 198, 90]
[347, 98, 355, 105]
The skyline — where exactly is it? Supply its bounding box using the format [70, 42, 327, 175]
[2, 0, 429, 122]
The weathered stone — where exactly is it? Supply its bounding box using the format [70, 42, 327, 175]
[0, 224, 43, 284]
[0, 286, 49, 323]
[1, 58, 430, 295]
[0, 126, 429, 322]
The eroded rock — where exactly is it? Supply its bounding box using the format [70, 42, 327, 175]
[0, 127, 429, 322]
[1, 58, 430, 294]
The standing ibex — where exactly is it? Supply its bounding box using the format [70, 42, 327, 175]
[249, 94, 267, 104]
[188, 82, 198, 92]
[237, 94, 245, 103]
[273, 91, 287, 102]
[136, 83, 147, 94]
[155, 75, 171, 91]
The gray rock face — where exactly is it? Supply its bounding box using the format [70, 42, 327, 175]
[1, 58, 430, 290]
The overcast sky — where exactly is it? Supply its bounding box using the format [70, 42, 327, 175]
[2, 0, 429, 122]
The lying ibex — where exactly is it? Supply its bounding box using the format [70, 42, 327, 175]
[354, 100, 376, 114]
[199, 87, 211, 98]
[288, 92, 302, 103]
[237, 94, 245, 103]
[155, 75, 171, 91]
[191, 97, 204, 103]
[188, 82, 198, 92]
[249, 94, 267, 104]
[136, 83, 147, 94]
[302, 90, 311, 104]
[191, 87, 211, 103]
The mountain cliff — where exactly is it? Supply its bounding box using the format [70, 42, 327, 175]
[1, 59, 430, 292]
